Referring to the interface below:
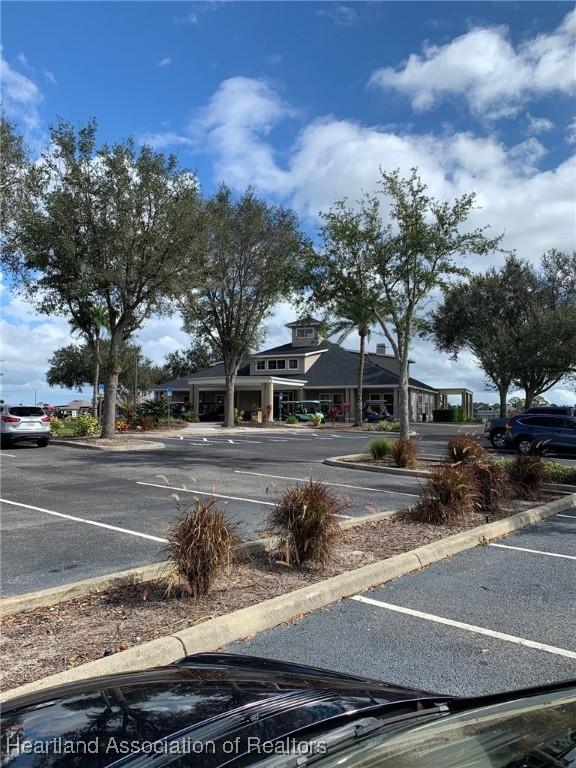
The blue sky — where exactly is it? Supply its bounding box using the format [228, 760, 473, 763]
[1, 1, 575, 405]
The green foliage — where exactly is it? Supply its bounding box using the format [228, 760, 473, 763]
[411, 465, 476, 525]
[310, 413, 322, 426]
[179, 185, 311, 427]
[542, 462, 576, 486]
[507, 456, 548, 499]
[376, 420, 401, 432]
[75, 413, 100, 437]
[138, 399, 168, 423]
[49, 417, 66, 437]
[447, 435, 488, 464]
[184, 410, 200, 423]
[165, 498, 242, 598]
[433, 408, 458, 423]
[162, 341, 218, 379]
[233, 408, 245, 424]
[267, 481, 346, 567]
[285, 415, 299, 425]
[369, 437, 394, 460]
[392, 438, 420, 469]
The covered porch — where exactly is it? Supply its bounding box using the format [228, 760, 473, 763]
[189, 376, 306, 422]
[436, 388, 474, 419]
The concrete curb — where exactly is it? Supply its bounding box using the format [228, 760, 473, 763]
[52, 439, 166, 451]
[325, 455, 576, 493]
[3, 493, 573, 702]
[0, 510, 398, 618]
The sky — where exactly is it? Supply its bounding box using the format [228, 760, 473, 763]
[1, 0, 575, 406]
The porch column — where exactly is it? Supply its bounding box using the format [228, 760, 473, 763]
[263, 380, 274, 422]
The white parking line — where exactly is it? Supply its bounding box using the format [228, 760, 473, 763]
[234, 470, 419, 497]
[0, 454, 16, 458]
[489, 543, 576, 560]
[136, 481, 275, 506]
[0, 498, 168, 543]
[558, 514, 576, 520]
[351, 595, 576, 659]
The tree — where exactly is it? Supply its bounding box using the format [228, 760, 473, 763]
[162, 340, 218, 380]
[70, 303, 108, 417]
[305, 200, 383, 426]
[2, 120, 201, 437]
[0, 117, 41, 242]
[428, 258, 528, 417]
[180, 185, 310, 427]
[370, 169, 501, 438]
[46, 341, 162, 401]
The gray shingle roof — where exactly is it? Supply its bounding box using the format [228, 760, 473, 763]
[157, 340, 437, 392]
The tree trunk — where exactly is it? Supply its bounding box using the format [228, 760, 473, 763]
[398, 354, 410, 440]
[355, 330, 366, 427]
[101, 335, 121, 439]
[498, 385, 508, 417]
[524, 389, 534, 410]
[224, 372, 236, 428]
[92, 336, 100, 419]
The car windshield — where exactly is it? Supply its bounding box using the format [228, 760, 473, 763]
[307, 687, 576, 768]
[8, 407, 45, 417]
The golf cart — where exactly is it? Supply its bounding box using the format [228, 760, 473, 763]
[281, 400, 325, 423]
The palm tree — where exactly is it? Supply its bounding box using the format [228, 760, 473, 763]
[331, 296, 380, 426]
[70, 304, 108, 419]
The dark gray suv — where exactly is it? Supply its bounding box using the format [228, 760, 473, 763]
[505, 413, 576, 454]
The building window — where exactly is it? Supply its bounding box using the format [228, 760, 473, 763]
[256, 360, 265, 370]
[267, 360, 277, 370]
[276, 360, 286, 370]
[288, 359, 298, 369]
[296, 327, 314, 338]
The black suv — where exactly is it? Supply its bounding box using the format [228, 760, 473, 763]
[505, 412, 576, 454]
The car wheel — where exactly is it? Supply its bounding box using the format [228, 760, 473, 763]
[516, 436, 534, 455]
[490, 430, 507, 449]
[37, 437, 49, 447]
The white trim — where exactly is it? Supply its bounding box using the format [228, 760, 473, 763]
[252, 349, 328, 359]
[351, 595, 576, 659]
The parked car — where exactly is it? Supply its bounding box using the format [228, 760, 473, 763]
[0, 404, 51, 448]
[1, 653, 574, 767]
[484, 405, 576, 449]
[505, 413, 576, 454]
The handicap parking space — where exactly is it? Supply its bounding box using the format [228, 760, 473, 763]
[226, 512, 576, 696]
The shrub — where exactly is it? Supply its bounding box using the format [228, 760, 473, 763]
[266, 481, 347, 567]
[137, 399, 167, 423]
[507, 455, 548, 499]
[447, 435, 487, 464]
[411, 465, 476, 525]
[140, 415, 156, 431]
[465, 461, 509, 515]
[115, 419, 128, 433]
[49, 416, 66, 437]
[233, 408, 245, 424]
[310, 413, 322, 426]
[376, 420, 401, 432]
[392, 438, 420, 469]
[184, 410, 199, 423]
[75, 413, 100, 437]
[285, 415, 299, 425]
[433, 408, 456, 423]
[165, 499, 242, 598]
[542, 462, 576, 486]
[369, 437, 394, 460]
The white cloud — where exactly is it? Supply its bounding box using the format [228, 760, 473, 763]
[566, 117, 576, 145]
[370, 9, 576, 118]
[526, 114, 553, 134]
[0, 53, 43, 132]
[175, 12, 198, 25]
[43, 70, 57, 85]
[157, 57, 172, 68]
[317, 5, 358, 27]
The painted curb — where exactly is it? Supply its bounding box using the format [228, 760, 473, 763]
[52, 439, 165, 451]
[0, 511, 398, 618]
[2, 493, 573, 702]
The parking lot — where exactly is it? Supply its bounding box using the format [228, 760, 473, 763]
[227, 511, 576, 696]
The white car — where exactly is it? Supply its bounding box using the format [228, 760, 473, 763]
[0, 404, 51, 447]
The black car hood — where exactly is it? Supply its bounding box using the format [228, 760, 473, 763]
[0, 653, 441, 768]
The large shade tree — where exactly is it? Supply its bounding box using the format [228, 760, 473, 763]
[180, 185, 311, 427]
[2, 120, 201, 437]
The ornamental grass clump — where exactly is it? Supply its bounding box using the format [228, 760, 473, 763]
[267, 481, 347, 567]
[507, 455, 548, 500]
[392, 438, 420, 469]
[411, 465, 476, 525]
[447, 435, 487, 465]
[369, 437, 394, 460]
[466, 461, 509, 516]
[165, 499, 242, 598]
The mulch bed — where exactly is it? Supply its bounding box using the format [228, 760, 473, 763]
[341, 454, 441, 470]
[0, 504, 539, 692]
[54, 437, 165, 451]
